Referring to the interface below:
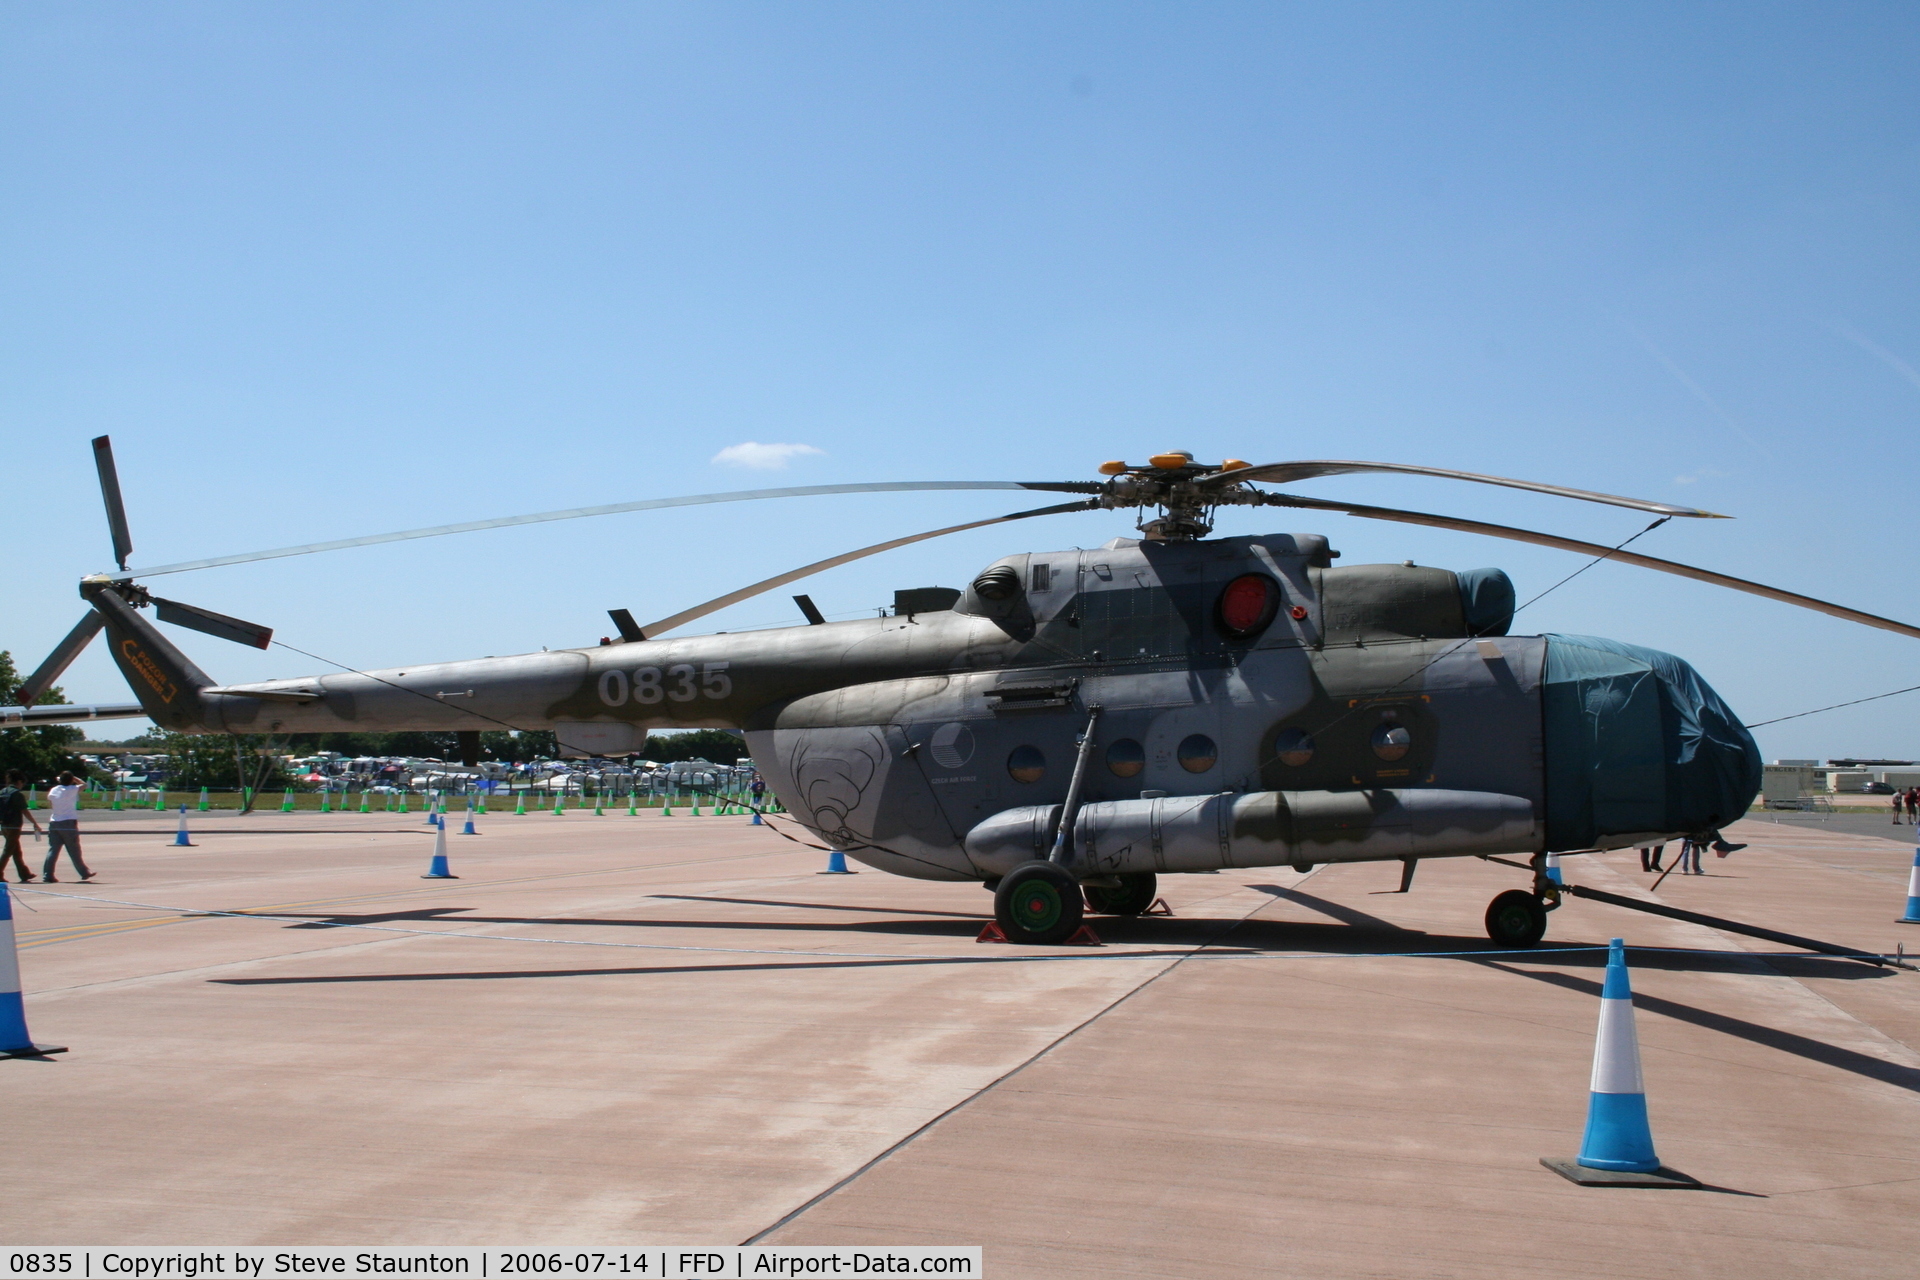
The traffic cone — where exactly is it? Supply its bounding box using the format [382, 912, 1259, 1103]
[1543, 976, 1699, 1180]
[461, 798, 478, 836]
[197, 786, 210, 812]
[1576, 939, 1660, 1173]
[154, 788, 167, 812]
[819, 850, 855, 874]
[24, 787, 36, 811]
[421, 823, 457, 879]
[319, 790, 330, 814]
[1899, 848, 1920, 924]
[627, 794, 637, 816]
[594, 796, 604, 816]
[111, 788, 122, 811]
[751, 809, 763, 825]
[553, 793, 565, 815]
[359, 791, 370, 814]
[514, 791, 526, 815]
[173, 805, 195, 847]
[281, 788, 294, 813]
[397, 792, 408, 814]
[1545, 852, 1563, 885]
[0, 886, 65, 1059]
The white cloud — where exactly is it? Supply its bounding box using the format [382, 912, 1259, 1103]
[710, 441, 826, 470]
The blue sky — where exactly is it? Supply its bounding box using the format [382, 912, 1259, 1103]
[5, 2, 1920, 759]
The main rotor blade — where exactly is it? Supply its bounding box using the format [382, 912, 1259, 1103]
[92, 435, 135, 570]
[1207, 459, 1726, 519]
[110, 480, 1096, 580]
[151, 597, 274, 649]
[637, 500, 1095, 638]
[1261, 492, 1920, 641]
[12, 612, 105, 707]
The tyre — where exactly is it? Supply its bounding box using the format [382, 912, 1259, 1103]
[994, 861, 1086, 945]
[1083, 871, 1158, 916]
[1485, 889, 1547, 948]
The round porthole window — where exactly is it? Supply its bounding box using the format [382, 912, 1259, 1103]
[1273, 727, 1314, 768]
[1370, 723, 1412, 762]
[1007, 745, 1047, 784]
[1177, 734, 1218, 773]
[1105, 738, 1146, 778]
[1216, 573, 1281, 640]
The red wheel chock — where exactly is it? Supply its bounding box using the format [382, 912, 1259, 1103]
[1143, 898, 1173, 916]
[975, 921, 1104, 946]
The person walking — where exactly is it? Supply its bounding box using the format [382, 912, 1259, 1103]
[41, 771, 94, 883]
[1895, 790, 1907, 825]
[1906, 787, 1919, 825]
[1678, 836, 1705, 876]
[1638, 844, 1665, 872]
[0, 771, 42, 882]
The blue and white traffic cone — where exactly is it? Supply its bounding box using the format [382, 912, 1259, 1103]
[751, 810, 763, 825]
[1896, 847, 1920, 924]
[421, 822, 457, 879]
[1576, 938, 1661, 1173]
[173, 805, 195, 847]
[461, 800, 479, 836]
[819, 850, 855, 875]
[1544, 851, 1564, 885]
[0, 885, 66, 1058]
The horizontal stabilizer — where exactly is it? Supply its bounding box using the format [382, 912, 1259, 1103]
[153, 597, 274, 649]
[0, 702, 149, 727]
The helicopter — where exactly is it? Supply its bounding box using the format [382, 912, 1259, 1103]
[12, 439, 1920, 947]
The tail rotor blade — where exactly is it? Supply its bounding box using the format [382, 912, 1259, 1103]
[13, 612, 105, 707]
[150, 597, 274, 649]
[91, 435, 134, 571]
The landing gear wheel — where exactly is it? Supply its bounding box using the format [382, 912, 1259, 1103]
[1485, 889, 1548, 948]
[994, 861, 1086, 945]
[1084, 871, 1158, 916]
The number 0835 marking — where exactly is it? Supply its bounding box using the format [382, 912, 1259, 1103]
[598, 662, 730, 706]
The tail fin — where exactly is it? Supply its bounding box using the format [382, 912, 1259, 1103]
[83, 581, 216, 732]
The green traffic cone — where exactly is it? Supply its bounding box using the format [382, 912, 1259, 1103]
[514, 791, 526, 815]
[359, 790, 370, 813]
[197, 786, 210, 812]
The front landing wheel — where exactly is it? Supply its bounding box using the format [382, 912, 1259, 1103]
[995, 861, 1085, 945]
[1485, 889, 1547, 948]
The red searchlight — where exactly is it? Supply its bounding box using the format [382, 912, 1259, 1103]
[1217, 573, 1281, 640]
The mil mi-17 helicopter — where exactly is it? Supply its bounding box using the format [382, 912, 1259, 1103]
[12, 439, 1920, 947]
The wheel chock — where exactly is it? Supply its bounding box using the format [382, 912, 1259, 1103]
[1143, 898, 1173, 916]
[976, 922, 1010, 943]
[1064, 924, 1104, 946]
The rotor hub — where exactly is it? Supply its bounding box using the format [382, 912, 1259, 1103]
[1091, 453, 1256, 540]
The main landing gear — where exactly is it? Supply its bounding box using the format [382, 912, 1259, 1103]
[992, 867, 1161, 944]
[1483, 854, 1562, 949]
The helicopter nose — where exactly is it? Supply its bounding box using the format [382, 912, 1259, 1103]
[1541, 635, 1762, 850]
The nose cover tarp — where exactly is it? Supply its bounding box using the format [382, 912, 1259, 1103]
[1542, 634, 1761, 850]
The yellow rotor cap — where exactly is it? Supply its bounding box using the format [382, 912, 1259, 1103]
[1219, 458, 1251, 471]
[1147, 451, 1193, 469]
[1097, 460, 1129, 476]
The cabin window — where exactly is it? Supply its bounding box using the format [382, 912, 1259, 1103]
[1031, 563, 1052, 592]
[1177, 734, 1218, 773]
[1105, 738, 1146, 778]
[1371, 722, 1412, 762]
[1007, 745, 1047, 784]
[1273, 727, 1314, 768]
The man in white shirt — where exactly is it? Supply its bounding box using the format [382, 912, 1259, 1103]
[42, 772, 93, 883]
